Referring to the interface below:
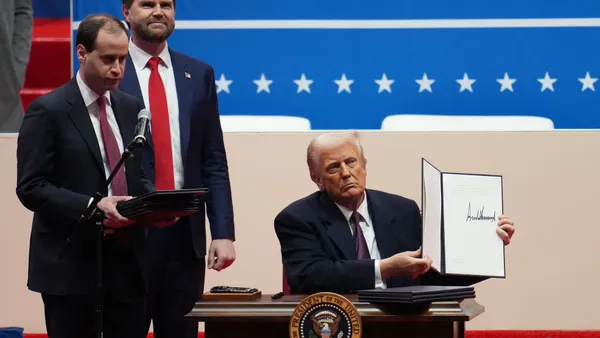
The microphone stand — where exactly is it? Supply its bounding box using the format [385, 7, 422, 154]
[58, 136, 145, 338]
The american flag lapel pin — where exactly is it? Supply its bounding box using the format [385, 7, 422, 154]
[185, 72, 191, 79]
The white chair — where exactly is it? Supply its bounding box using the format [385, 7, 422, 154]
[380, 114, 554, 131]
[219, 115, 311, 132]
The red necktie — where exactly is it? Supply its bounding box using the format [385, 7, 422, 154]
[97, 96, 127, 196]
[147, 56, 175, 190]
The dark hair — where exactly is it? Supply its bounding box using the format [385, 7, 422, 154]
[122, 0, 177, 9]
[76, 14, 128, 52]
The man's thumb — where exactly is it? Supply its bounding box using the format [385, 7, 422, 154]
[115, 195, 133, 202]
[406, 246, 422, 258]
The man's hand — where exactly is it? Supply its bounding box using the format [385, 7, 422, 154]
[97, 196, 134, 229]
[154, 217, 180, 228]
[207, 239, 236, 272]
[380, 247, 432, 280]
[496, 215, 516, 245]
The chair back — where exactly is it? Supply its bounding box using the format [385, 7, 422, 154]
[282, 268, 291, 295]
[381, 114, 555, 131]
[220, 115, 311, 132]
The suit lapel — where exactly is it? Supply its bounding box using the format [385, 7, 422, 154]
[111, 92, 136, 192]
[120, 56, 145, 104]
[318, 192, 357, 260]
[65, 79, 104, 175]
[365, 189, 396, 259]
[170, 49, 192, 166]
[120, 55, 154, 151]
[111, 92, 133, 154]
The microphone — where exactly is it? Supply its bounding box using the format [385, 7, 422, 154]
[132, 109, 151, 146]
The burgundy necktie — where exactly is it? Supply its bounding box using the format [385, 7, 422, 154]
[97, 96, 127, 196]
[98, 96, 130, 247]
[147, 57, 175, 190]
[350, 211, 370, 259]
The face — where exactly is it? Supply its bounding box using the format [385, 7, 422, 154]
[77, 29, 128, 94]
[311, 142, 367, 207]
[123, 0, 175, 43]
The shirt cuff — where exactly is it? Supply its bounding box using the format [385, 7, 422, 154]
[374, 259, 385, 289]
[88, 197, 93, 207]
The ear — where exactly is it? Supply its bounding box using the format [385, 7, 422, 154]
[361, 156, 367, 175]
[310, 172, 324, 191]
[76, 44, 87, 64]
[122, 4, 130, 24]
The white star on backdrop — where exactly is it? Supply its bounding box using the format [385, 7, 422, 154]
[497, 72, 517, 92]
[294, 73, 313, 93]
[375, 73, 395, 93]
[334, 73, 354, 93]
[537, 72, 557, 92]
[456, 73, 476, 92]
[215, 74, 233, 94]
[214, 71, 600, 95]
[253, 73, 273, 94]
[415, 73, 435, 93]
[578, 71, 597, 92]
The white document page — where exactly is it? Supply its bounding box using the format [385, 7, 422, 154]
[422, 159, 442, 272]
[441, 173, 505, 277]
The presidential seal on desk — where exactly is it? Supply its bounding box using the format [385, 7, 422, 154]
[289, 292, 362, 338]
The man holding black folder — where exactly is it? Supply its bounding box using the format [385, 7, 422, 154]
[15, 14, 156, 338]
[275, 131, 516, 295]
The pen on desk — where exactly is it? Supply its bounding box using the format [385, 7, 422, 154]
[271, 292, 284, 299]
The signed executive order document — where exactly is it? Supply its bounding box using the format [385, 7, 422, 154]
[422, 158, 505, 278]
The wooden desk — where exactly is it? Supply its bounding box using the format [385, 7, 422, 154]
[187, 294, 484, 338]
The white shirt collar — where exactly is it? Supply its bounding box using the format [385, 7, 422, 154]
[128, 38, 172, 72]
[334, 192, 372, 226]
[76, 71, 111, 108]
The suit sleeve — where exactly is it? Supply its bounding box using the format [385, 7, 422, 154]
[414, 200, 489, 286]
[16, 100, 91, 223]
[139, 156, 156, 194]
[200, 66, 235, 241]
[275, 209, 376, 294]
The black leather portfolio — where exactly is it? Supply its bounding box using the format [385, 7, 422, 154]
[116, 188, 208, 224]
[358, 285, 475, 304]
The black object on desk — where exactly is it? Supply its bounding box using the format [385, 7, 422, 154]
[358, 285, 475, 304]
[210, 286, 259, 294]
[358, 285, 476, 314]
[202, 286, 262, 301]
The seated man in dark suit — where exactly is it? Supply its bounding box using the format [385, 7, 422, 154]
[274, 131, 516, 294]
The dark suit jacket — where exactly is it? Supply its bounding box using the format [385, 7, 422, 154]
[274, 189, 486, 294]
[16, 78, 155, 296]
[118, 48, 235, 258]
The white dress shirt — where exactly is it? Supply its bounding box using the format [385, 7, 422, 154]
[76, 71, 124, 197]
[335, 193, 387, 289]
[128, 39, 184, 189]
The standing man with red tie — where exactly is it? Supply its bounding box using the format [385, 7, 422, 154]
[119, 1, 237, 338]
